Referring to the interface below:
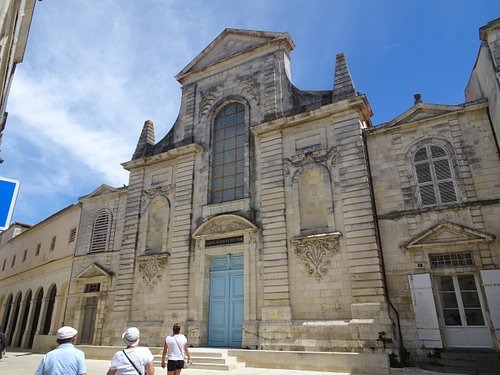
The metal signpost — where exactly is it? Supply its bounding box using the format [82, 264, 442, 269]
[0, 177, 20, 230]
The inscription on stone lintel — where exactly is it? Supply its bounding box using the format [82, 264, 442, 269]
[206, 236, 244, 247]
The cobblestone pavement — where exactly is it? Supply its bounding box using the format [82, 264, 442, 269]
[0, 350, 465, 375]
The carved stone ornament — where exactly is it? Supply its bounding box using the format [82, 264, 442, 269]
[137, 254, 169, 286]
[284, 147, 337, 176]
[142, 185, 175, 205]
[236, 71, 260, 104]
[200, 86, 221, 118]
[202, 220, 249, 235]
[292, 233, 341, 280]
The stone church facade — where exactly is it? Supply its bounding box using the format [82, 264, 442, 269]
[2, 19, 500, 363]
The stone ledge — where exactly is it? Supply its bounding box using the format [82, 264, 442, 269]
[228, 349, 390, 374]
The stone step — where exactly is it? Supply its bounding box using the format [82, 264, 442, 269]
[153, 347, 246, 371]
[420, 350, 500, 375]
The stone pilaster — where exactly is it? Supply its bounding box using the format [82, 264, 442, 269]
[166, 153, 197, 316]
[108, 167, 146, 329]
[257, 129, 292, 321]
[335, 116, 387, 316]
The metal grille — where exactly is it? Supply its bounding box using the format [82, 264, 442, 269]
[84, 283, 101, 293]
[430, 252, 473, 268]
[211, 103, 246, 203]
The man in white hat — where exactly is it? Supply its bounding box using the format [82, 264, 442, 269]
[34, 326, 87, 375]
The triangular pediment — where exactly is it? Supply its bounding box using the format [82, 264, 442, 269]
[192, 214, 258, 239]
[176, 28, 294, 82]
[76, 263, 113, 279]
[406, 222, 495, 250]
[80, 184, 122, 201]
[383, 103, 464, 128]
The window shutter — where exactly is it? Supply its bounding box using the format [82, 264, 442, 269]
[438, 181, 457, 203]
[480, 270, 500, 342]
[90, 211, 110, 252]
[408, 273, 443, 348]
[413, 144, 457, 207]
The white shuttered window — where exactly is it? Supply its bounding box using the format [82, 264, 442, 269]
[414, 144, 457, 207]
[90, 210, 111, 253]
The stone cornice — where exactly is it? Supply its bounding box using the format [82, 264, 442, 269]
[251, 95, 372, 137]
[366, 100, 489, 136]
[121, 143, 202, 171]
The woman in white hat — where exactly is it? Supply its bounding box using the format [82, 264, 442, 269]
[107, 327, 155, 375]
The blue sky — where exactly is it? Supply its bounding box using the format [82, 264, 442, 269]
[2, 0, 498, 225]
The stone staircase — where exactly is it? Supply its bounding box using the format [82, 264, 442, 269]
[154, 347, 246, 371]
[419, 350, 500, 375]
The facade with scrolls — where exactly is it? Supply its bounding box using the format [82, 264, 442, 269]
[65, 28, 396, 352]
[2, 21, 500, 362]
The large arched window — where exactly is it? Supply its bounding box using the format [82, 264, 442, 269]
[90, 210, 111, 253]
[211, 102, 246, 203]
[413, 144, 458, 208]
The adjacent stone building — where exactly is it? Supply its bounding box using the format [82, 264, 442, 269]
[0, 204, 81, 350]
[1, 19, 499, 364]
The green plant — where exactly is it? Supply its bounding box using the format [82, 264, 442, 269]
[377, 331, 393, 349]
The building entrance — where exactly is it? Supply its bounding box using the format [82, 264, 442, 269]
[80, 296, 97, 344]
[438, 274, 491, 348]
[208, 254, 243, 347]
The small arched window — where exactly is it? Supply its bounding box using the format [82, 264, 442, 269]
[210, 102, 246, 203]
[90, 210, 111, 253]
[413, 144, 458, 207]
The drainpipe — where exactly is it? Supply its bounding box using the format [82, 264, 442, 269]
[362, 128, 406, 364]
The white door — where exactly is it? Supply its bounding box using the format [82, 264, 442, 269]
[437, 274, 492, 348]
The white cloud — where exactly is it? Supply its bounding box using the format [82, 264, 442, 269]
[2, 0, 496, 225]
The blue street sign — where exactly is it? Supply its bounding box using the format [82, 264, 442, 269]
[0, 177, 20, 230]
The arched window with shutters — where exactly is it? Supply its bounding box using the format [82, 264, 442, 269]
[90, 210, 111, 253]
[413, 143, 458, 208]
[210, 102, 246, 203]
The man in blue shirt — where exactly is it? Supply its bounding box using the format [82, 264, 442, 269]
[35, 326, 87, 375]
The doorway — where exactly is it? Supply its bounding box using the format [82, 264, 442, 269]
[80, 297, 97, 344]
[208, 254, 243, 347]
[437, 274, 491, 348]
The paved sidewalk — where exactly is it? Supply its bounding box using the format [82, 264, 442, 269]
[0, 350, 464, 375]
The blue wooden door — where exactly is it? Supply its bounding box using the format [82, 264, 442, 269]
[208, 254, 243, 347]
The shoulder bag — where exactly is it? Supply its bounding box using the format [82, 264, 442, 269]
[172, 335, 190, 368]
[122, 349, 143, 375]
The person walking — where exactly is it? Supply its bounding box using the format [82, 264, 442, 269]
[161, 323, 191, 375]
[107, 327, 155, 375]
[0, 327, 6, 359]
[34, 326, 86, 375]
